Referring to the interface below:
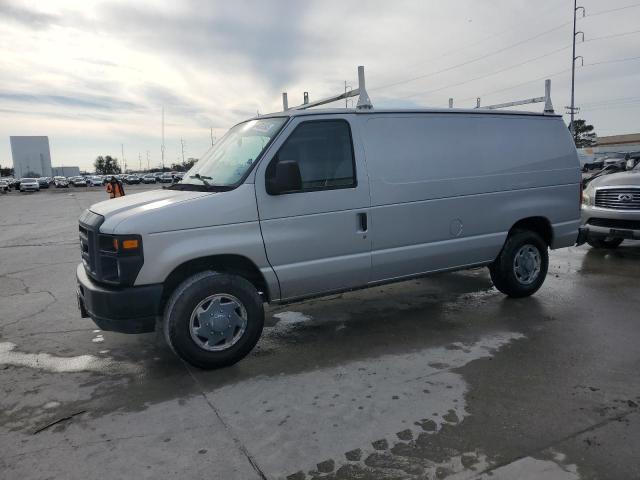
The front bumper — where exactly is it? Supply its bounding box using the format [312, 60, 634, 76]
[581, 205, 640, 240]
[76, 264, 162, 333]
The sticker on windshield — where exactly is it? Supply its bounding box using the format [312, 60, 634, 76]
[251, 122, 275, 133]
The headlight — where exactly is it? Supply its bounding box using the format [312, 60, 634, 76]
[97, 234, 143, 285]
[581, 191, 592, 206]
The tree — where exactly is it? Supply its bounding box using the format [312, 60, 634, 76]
[170, 158, 198, 172]
[569, 119, 597, 148]
[0, 165, 14, 177]
[94, 155, 122, 174]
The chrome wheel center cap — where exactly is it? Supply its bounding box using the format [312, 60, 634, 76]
[209, 312, 229, 331]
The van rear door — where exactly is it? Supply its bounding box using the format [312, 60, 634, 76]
[254, 116, 371, 300]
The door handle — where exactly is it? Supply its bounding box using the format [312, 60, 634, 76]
[357, 212, 368, 232]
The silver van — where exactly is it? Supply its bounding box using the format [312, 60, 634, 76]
[77, 93, 581, 368]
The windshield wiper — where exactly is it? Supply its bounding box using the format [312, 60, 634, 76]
[190, 174, 213, 187]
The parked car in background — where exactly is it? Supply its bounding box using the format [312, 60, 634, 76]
[602, 153, 629, 170]
[125, 174, 141, 185]
[0, 179, 9, 193]
[37, 177, 50, 188]
[71, 176, 87, 187]
[54, 176, 69, 188]
[142, 174, 157, 184]
[582, 160, 640, 249]
[20, 178, 40, 192]
[159, 172, 174, 183]
[153, 172, 164, 182]
[87, 176, 103, 186]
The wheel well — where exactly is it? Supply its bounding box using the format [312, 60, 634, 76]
[509, 217, 553, 246]
[160, 255, 270, 313]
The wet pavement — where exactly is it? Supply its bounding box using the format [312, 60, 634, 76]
[1, 186, 639, 479]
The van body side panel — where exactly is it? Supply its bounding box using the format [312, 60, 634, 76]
[254, 115, 372, 300]
[135, 222, 279, 296]
[361, 113, 580, 282]
[122, 185, 280, 298]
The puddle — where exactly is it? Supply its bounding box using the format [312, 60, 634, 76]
[273, 311, 312, 325]
[474, 453, 580, 479]
[206, 331, 525, 478]
[0, 342, 128, 373]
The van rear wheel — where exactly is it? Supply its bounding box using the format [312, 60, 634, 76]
[163, 271, 264, 369]
[489, 230, 548, 298]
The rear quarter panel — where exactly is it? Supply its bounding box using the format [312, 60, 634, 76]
[358, 113, 580, 281]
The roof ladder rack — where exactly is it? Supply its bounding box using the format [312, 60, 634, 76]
[282, 66, 373, 111]
[475, 79, 554, 114]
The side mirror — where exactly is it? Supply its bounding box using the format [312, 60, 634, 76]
[267, 160, 302, 195]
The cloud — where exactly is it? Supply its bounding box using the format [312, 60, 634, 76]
[1, 0, 640, 169]
[0, 91, 142, 111]
[0, 0, 58, 29]
[97, 1, 317, 88]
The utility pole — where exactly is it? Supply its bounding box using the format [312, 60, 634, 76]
[344, 81, 351, 108]
[180, 138, 185, 167]
[146, 151, 150, 171]
[121, 144, 126, 172]
[210, 127, 215, 146]
[138, 152, 141, 171]
[568, 0, 585, 139]
[161, 106, 165, 171]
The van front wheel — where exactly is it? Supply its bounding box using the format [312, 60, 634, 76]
[489, 230, 548, 298]
[163, 272, 264, 369]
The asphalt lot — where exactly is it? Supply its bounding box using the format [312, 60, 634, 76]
[1, 185, 639, 480]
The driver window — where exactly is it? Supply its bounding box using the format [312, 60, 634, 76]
[274, 120, 356, 192]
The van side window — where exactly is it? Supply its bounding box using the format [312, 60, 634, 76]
[272, 120, 356, 192]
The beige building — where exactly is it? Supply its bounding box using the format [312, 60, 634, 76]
[594, 133, 640, 154]
[578, 133, 640, 166]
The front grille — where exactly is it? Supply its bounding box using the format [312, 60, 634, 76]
[78, 210, 104, 281]
[588, 218, 640, 230]
[595, 188, 640, 210]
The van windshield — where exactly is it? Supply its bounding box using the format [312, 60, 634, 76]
[178, 117, 287, 189]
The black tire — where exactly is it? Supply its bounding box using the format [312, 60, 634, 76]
[489, 230, 549, 298]
[586, 237, 623, 249]
[163, 271, 264, 369]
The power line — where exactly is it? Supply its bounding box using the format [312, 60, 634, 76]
[369, 3, 640, 97]
[583, 2, 640, 18]
[583, 28, 640, 43]
[458, 68, 571, 104]
[394, 2, 569, 76]
[457, 55, 640, 107]
[582, 102, 640, 112]
[399, 44, 571, 100]
[370, 20, 572, 92]
[580, 95, 640, 107]
[399, 25, 640, 101]
[586, 55, 640, 67]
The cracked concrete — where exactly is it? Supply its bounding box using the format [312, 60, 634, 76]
[1, 185, 640, 480]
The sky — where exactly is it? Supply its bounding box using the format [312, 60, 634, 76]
[1, 0, 639, 171]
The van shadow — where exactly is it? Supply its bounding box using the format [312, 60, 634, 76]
[188, 269, 507, 388]
[30, 269, 508, 423]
